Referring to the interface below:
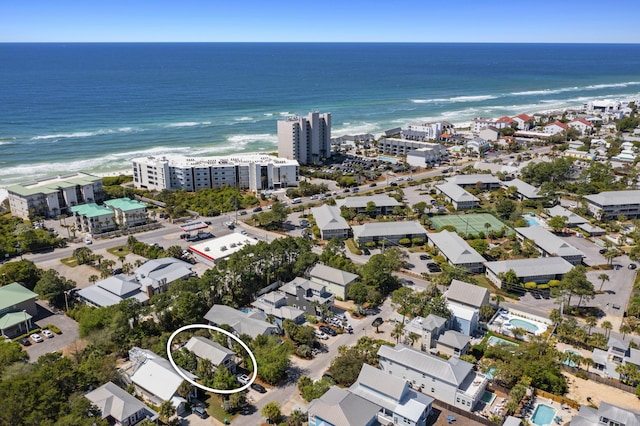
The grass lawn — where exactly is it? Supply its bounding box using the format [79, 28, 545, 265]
[345, 238, 362, 255]
[60, 257, 78, 267]
[106, 246, 131, 257]
[205, 393, 237, 424]
[473, 274, 514, 299]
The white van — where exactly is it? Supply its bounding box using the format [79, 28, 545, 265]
[291, 198, 302, 204]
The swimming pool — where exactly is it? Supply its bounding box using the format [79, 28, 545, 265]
[480, 391, 496, 404]
[487, 336, 518, 347]
[524, 216, 541, 226]
[378, 156, 398, 163]
[531, 403, 556, 426]
[509, 318, 540, 333]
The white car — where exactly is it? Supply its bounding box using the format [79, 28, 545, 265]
[31, 333, 43, 343]
[85, 237, 92, 245]
[42, 329, 54, 338]
[315, 330, 329, 340]
[237, 374, 251, 385]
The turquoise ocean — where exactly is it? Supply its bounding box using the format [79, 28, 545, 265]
[1, 43, 640, 190]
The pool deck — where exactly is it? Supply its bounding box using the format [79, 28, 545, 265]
[526, 396, 577, 426]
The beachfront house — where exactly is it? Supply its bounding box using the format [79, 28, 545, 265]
[377, 344, 487, 412]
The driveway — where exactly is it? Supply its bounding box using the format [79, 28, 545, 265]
[24, 301, 80, 361]
[562, 235, 607, 267]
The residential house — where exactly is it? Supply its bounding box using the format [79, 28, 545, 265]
[472, 118, 495, 133]
[134, 258, 194, 294]
[311, 205, 350, 240]
[7, 172, 103, 220]
[335, 195, 401, 216]
[570, 402, 640, 426]
[307, 263, 360, 300]
[435, 182, 479, 210]
[427, 230, 485, 273]
[436, 330, 471, 358]
[501, 178, 541, 201]
[77, 275, 151, 307]
[446, 174, 501, 190]
[85, 381, 158, 426]
[251, 290, 306, 326]
[404, 314, 448, 352]
[126, 347, 195, 415]
[515, 226, 584, 265]
[568, 118, 594, 135]
[563, 149, 596, 161]
[348, 364, 433, 426]
[584, 190, 640, 220]
[0, 282, 37, 337]
[445, 279, 489, 335]
[352, 221, 427, 246]
[104, 197, 147, 228]
[512, 114, 534, 130]
[465, 137, 490, 154]
[590, 336, 640, 380]
[70, 203, 116, 234]
[546, 205, 588, 227]
[204, 305, 279, 338]
[307, 386, 381, 426]
[280, 276, 335, 316]
[543, 121, 569, 135]
[377, 344, 488, 412]
[484, 257, 574, 288]
[184, 336, 237, 373]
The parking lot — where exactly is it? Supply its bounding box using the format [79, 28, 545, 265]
[23, 301, 80, 361]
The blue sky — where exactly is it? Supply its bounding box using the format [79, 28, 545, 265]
[3, 0, 640, 43]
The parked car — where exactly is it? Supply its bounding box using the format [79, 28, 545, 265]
[252, 206, 263, 212]
[31, 333, 43, 343]
[251, 383, 267, 393]
[371, 317, 384, 327]
[390, 182, 398, 186]
[237, 374, 251, 385]
[419, 254, 431, 260]
[599, 248, 607, 254]
[239, 210, 248, 215]
[42, 329, 54, 338]
[362, 247, 371, 255]
[191, 406, 208, 419]
[319, 325, 337, 336]
[629, 263, 637, 270]
[315, 330, 329, 340]
[369, 182, 377, 187]
[427, 263, 441, 272]
[85, 237, 92, 245]
[19, 338, 31, 346]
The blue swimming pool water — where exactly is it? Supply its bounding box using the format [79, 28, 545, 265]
[524, 216, 541, 226]
[509, 318, 539, 332]
[487, 336, 518, 347]
[531, 404, 556, 426]
[378, 156, 398, 163]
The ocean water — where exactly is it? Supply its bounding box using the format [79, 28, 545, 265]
[1, 42, 640, 189]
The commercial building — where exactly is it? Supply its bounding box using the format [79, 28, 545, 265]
[583, 190, 640, 220]
[515, 227, 584, 265]
[352, 221, 427, 246]
[427, 230, 485, 273]
[132, 154, 299, 192]
[484, 257, 574, 288]
[377, 344, 487, 412]
[189, 233, 259, 266]
[7, 172, 104, 219]
[310, 205, 350, 240]
[278, 111, 331, 165]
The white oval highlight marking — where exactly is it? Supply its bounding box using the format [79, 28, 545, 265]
[166, 324, 258, 394]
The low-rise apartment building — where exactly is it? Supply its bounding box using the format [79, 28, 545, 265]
[352, 221, 427, 246]
[377, 138, 447, 158]
[484, 257, 574, 289]
[310, 205, 350, 240]
[436, 182, 479, 210]
[446, 174, 501, 191]
[335, 195, 400, 215]
[427, 230, 485, 273]
[583, 190, 640, 220]
[515, 226, 584, 265]
[132, 154, 299, 192]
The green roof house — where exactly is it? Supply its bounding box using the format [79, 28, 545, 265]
[0, 282, 37, 337]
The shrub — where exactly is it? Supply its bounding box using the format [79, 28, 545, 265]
[364, 241, 376, 248]
[537, 284, 550, 290]
[548, 280, 560, 287]
[576, 370, 589, 380]
[45, 324, 62, 334]
[412, 237, 424, 246]
[399, 238, 411, 246]
[524, 282, 537, 289]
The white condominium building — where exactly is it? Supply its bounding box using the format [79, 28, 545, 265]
[277, 111, 331, 165]
[131, 154, 299, 192]
[8, 173, 104, 220]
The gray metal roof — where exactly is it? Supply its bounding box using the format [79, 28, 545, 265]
[428, 230, 485, 264]
[436, 182, 479, 203]
[437, 330, 471, 350]
[502, 178, 541, 199]
[307, 386, 380, 426]
[335, 195, 400, 209]
[597, 402, 640, 426]
[378, 344, 473, 386]
[184, 336, 235, 366]
[446, 173, 500, 186]
[311, 204, 350, 231]
[135, 258, 193, 287]
[546, 205, 588, 225]
[355, 363, 407, 401]
[204, 305, 278, 338]
[515, 227, 584, 258]
[445, 279, 489, 309]
[308, 263, 359, 286]
[85, 381, 157, 422]
[584, 190, 640, 207]
[484, 257, 573, 277]
[352, 221, 427, 239]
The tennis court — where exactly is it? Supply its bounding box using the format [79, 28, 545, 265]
[430, 213, 512, 235]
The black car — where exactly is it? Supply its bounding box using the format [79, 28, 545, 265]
[343, 188, 350, 193]
[362, 247, 371, 255]
[390, 182, 398, 186]
[419, 254, 431, 260]
[319, 325, 337, 336]
[369, 182, 377, 187]
[252, 206, 263, 212]
[191, 406, 208, 419]
[371, 317, 384, 327]
[599, 248, 607, 254]
[251, 383, 267, 393]
[19, 338, 31, 346]
[427, 263, 441, 272]
[629, 263, 637, 270]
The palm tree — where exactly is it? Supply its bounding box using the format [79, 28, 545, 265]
[407, 332, 420, 348]
[158, 400, 175, 424]
[586, 316, 597, 335]
[583, 357, 595, 373]
[620, 322, 632, 340]
[492, 294, 505, 308]
[598, 273, 610, 291]
[601, 320, 613, 338]
[391, 322, 404, 344]
[484, 222, 492, 239]
[88, 275, 99, 284]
